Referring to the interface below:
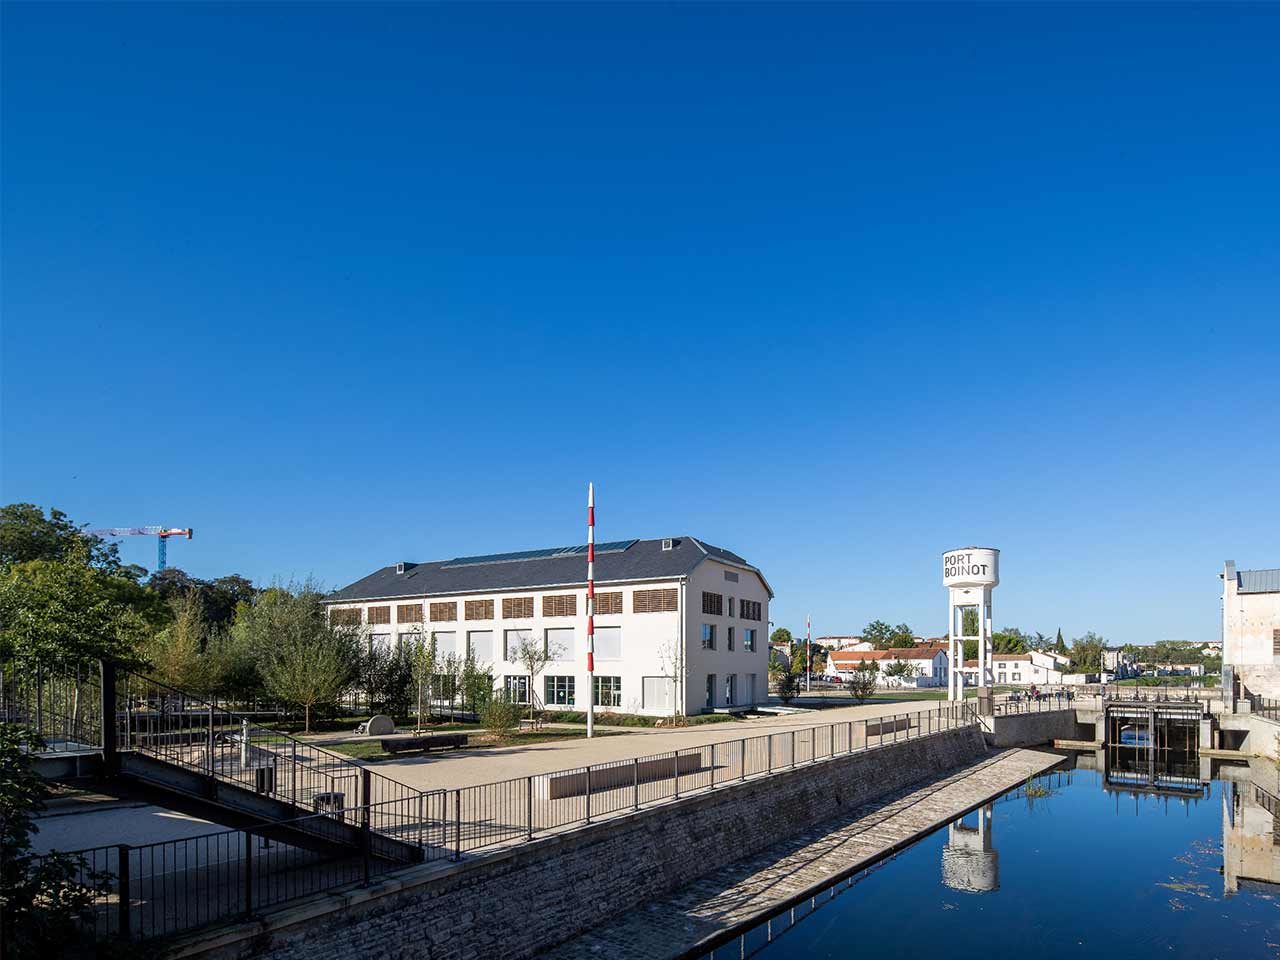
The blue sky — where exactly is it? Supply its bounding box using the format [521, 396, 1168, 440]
[3, 3, 1277, 645]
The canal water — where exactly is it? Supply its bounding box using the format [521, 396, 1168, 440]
[702, 762, 1280, 960]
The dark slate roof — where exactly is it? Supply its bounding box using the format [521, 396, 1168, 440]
[1239, 568, 1280, 594]
[325, 537, 773, 602]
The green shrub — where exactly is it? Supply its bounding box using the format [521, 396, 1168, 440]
[479, 695, 521, 739]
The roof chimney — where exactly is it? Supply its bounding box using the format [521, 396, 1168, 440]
[661, 538, 674, 551]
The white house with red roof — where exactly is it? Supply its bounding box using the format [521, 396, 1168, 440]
[829, 645, 949, 688]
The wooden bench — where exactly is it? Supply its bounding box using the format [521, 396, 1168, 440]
[379, 733, 468, 755]
[519, 717, 545, 732]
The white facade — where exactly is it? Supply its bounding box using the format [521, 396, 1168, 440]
[1222, 562, 1280, 697]
[957, 651, 1064, 687]
[326, 552, 770, 717]
[830, 647, 949, 688]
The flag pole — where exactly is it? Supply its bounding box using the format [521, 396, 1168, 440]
[806, 614, 812, 691]
[586, 482, 595, 739]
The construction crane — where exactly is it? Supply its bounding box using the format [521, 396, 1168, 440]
[88, 526, 193, 572]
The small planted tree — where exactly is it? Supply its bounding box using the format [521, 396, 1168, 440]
[261, 624, 359, 733]
[479, 691, 522, 742]
[408, 630, 438, 729]
[770, 655, 802, 704]
[516, 634, 564, 720]
[847, 661, 879, 703]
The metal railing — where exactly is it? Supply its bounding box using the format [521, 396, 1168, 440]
[992, 689, 1092, 716]
[36, 799, 425, 943]
[114, 668, 429, 837]
[442, 701, 979, 859]
[1246, 691, 1280, 721]
[0, 657, 103, 752]
[20, 658, 981, 946]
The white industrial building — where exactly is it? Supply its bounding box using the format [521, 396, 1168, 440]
[1222, 562, 1280, 698]
[324, 537, 772, 717]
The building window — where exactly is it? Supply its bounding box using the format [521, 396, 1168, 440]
[397, 603, 423, 623]
[544, 675, 575, 706]
[543, 594, 577, 618]
[747, 673, 757, 703]
[744, 628, 757, 652]
[468, 630, 495, 661]
[1274, 629, 1280, 656]
[727, 627, 735, 651]
[502, 596, 534, 619]
[724, 570, 739, 583]
[702, 592, 723, 616]
[593, 676, 622, 708]
[701, 624, 716, 650]
[465, 599, 494, 621]
[370, 632, 392, 652]
[642, 676, 675, 712]
[595, 591, 622, 615]
[330, 608, 361, 626]
[740, 600, 762, 621]
[504, 675, 530, 704]
[727, 597, 735, 618]
[998, 672, 1007, 683]
[725, 674, 737, 706]
[594, 625, 621, 660]
[504, 628, 532, 663]
[434, 632, 457, 657]
[545, 627, 575, 661]
[1012, 673, 1021, 682]
[368, 606, 391, 625]
[430, 601, 457, 623]
[634, 588, 678, 613]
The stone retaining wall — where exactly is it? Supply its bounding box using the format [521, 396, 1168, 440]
[175, 726, 986, 960]
[986, 709, 1081, 748]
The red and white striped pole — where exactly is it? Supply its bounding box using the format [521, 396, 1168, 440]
[586, 482, 595, 739]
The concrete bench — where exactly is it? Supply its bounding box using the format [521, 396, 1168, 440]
[538, 752, 703, 800]
[380, 733, 468, 755]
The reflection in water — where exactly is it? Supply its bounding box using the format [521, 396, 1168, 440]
[695, 759, 1280, 960]
[940, 804, 998, 893]
[1222, 765, 1280, 894]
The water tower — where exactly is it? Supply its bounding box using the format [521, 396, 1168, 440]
[943, 547, 999, 702]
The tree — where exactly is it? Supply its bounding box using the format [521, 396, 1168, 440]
[992, 628, 1029, 655]
[1069, 631, 1105, 673]
[961, 608, 980, 638]
[883, 658, 921, 687]
[0, 549, 150, 666]
[222, 580, 328, 704]
[1054, 628, 1068, 655]
[148, 569, 255, 628]
[460, 643, 493, 715]
[770, 654, 802, 704]
[260, 625, 359, 733]
[479, 692, 521, 741]
[516, 634, 563, 720]
[769, 627, 793, 647]
[407, 629, 439, 728]
[847, 661, 878, 703]
[145, 589, 209, 691]
[1, 723, 110, 958]
[887, 623, 915, 648]
[862, 620, 893, 649]
[0, 503, 121, 571]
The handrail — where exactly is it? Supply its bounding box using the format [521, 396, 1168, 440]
[115, 666, 427, 831]
[43, 696, 982, 944]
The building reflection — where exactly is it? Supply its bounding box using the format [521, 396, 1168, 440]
[1222, 762, 1280, 894]
[941, 804, 998, 893]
